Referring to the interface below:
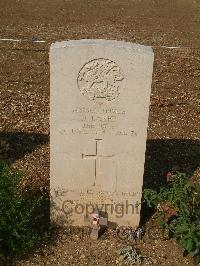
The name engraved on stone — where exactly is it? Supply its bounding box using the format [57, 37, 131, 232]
[72, 107, 126, 115]
[77, 58, 124, 102]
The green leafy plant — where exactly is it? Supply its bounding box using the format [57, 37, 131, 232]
[143, 172, 200, 263]
[0, 162, 49, 258]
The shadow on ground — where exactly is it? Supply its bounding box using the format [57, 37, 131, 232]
[0, 132, 199, 226]
[144, 138, 200, 188]
[0, 133, 199, 177]
[0, 131, 49, 164]
[141, 138, 200, 224]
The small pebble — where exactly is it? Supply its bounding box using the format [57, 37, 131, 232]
[151, 258, 158, 264]
[119, 255, 126, 262]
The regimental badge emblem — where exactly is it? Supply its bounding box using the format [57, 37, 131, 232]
[77, 58, 124, 102]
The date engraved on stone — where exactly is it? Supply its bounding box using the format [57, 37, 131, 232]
[77, 58, 124, 102]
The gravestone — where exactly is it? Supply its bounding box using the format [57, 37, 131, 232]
[50, 39, 154, 227]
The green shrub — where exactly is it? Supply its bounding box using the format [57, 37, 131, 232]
[0, 162, 48, 258]
[143, 172, 200, 263]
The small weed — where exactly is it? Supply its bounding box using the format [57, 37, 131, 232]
[0, 162, 49, 258]
[117, 246, 151, 265]
[143, 172, 200, 263]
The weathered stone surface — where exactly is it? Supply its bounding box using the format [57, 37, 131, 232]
[50, 39, 154, 227]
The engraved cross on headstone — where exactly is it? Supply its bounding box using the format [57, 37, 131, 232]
[82, 139, 114, 186]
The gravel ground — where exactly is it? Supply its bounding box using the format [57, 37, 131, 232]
[0, 0, 200, 265]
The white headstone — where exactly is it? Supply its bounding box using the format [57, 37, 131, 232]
[50, 39, 154, 227]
